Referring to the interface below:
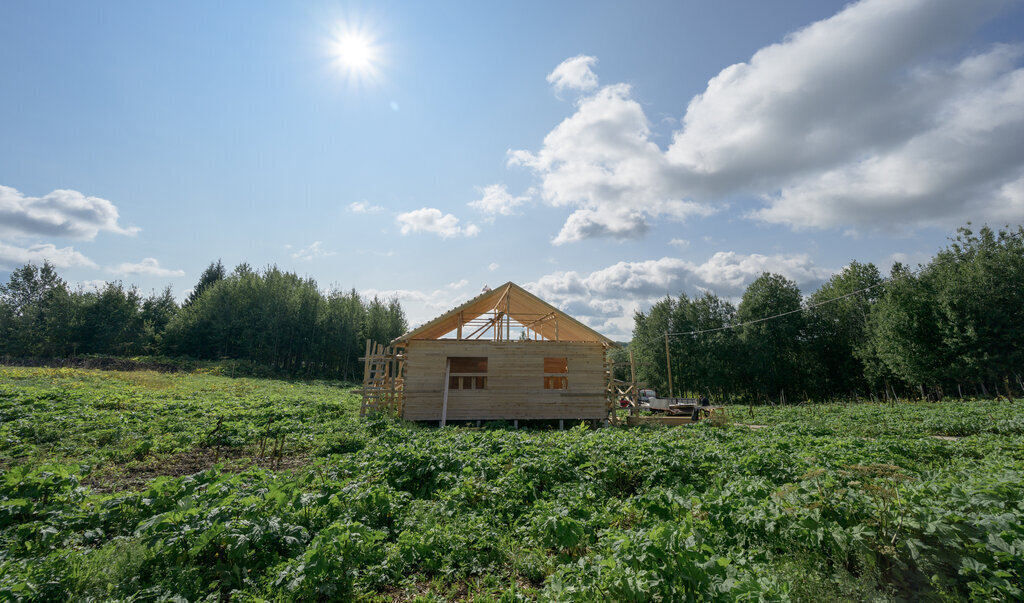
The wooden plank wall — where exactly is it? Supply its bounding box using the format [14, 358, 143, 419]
[402, 340, 607, 421]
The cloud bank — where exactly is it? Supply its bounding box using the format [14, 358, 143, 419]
[0, 185, 139, 240]
[0, 242, 97, 269]
[526, 252, 835, 338]
[510, 0, 1024, 242]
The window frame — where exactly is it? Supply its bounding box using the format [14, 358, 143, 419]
[447, 357, 488, 391]
[542, 357, 569, 390]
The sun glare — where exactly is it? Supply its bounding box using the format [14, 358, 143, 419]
[337, 33, 373, 70]
[329, 23, 381, 83]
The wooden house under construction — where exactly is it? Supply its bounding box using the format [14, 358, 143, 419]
[360, 282, 619, 424]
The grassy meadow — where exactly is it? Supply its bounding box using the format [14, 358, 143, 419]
[1, 367, 1022, 601]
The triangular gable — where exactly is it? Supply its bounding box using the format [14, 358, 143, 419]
[393, 282, 615, 345]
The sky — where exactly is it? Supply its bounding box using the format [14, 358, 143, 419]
[2, 0, 1024, 340]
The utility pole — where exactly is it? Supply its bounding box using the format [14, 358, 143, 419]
[664, 332, 674, 398]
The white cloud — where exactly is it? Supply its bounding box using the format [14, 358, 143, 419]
[291, 241, 336, 261]
[745, 40, 1024, 230]
[0, 185, 139, 240]
[110, 257, 185, 277]
[75, 280, 108, 292]
[448, 279, 469, 289]
[512, 0, 1024, 241]
[347, 201, 384, 213]
[987, 174, 1024, 221]
[689, 252, 833, 294]
[669, 238, 690, 249]
[526, 252, 834, 338]
[396, 208, 479, 238]
[546, 55, 599, 94]
[488, 262, 500, 271]
[885, 251, 932, 271]
[510, 83, 715, 244]
[468, 184, 530, 216]
[0, 242, 97, 269]
[361, 286, 473, 329]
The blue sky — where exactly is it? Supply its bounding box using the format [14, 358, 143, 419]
[3, 0, 1024, 339]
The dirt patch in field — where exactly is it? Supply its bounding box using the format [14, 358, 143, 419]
[930, 435, 960, 441]
[84, 447, 310, 493]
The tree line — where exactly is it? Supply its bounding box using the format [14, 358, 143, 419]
[0, 260, 407, 380]
[623, 225, 1024, 403]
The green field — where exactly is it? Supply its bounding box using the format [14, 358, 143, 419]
[1, 368, 1022, 601]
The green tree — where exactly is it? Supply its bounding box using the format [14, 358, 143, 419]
[362, 296, 406, 350]
[163, 264, 404, 378]
[805, 261, 883, 399]
[632, 296, 675, 395]
[184, 259, 225, 307]
[737, 273, 806, 403]
[931, 225, 1024, 394]
[864, 263, 948, 396]
[140, 287, 178, 354]
[684, 292, 740, 401]
[74, 283, 146, 356]
[867, 225, 1024, 398]
[0, 262, 69, 356]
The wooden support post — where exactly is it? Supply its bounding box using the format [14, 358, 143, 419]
[440, 358, 451, 427]
[476, 420, 481, 427]
[457, 312, 463, 340]
[387, 348, 395, 413]
[559, 419, 564, 430]
[606, 352, 619, 426]
[629, 348, 638, 417]
[514, 420, 519, 429]
[664, 332, 674, 399]
[359, 338, 372, 417]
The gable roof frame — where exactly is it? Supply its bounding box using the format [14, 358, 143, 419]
[393, 281, 616, 346]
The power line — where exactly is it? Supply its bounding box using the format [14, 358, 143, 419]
[630, 258, 938, 345]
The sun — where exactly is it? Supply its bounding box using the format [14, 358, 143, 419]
[329, 24, 381, 82]
[336, 33, 373, 71]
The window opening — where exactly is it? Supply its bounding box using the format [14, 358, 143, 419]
[448, 357, 487, 390]
[543, 357, 568, 390]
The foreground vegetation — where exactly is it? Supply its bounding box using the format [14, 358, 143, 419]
[1, 367, 1022, 601]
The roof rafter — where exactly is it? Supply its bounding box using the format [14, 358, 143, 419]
[392, 281, 615, 345]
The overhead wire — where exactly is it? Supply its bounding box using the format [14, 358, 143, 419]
[629, 257, 941, 345]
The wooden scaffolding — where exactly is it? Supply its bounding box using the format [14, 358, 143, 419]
[605, 348, 639, 425]
[359, 340, 405, 417]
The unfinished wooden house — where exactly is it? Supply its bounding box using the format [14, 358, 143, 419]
[360, 282, 618, 424]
